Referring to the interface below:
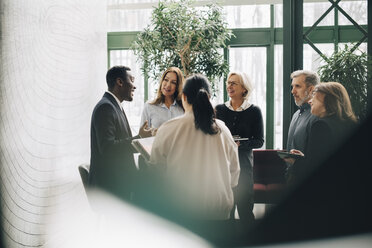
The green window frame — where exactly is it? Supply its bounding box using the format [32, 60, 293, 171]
[107, 4, 367, 149]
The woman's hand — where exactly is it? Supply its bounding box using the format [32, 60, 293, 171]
[151, 128, 158, 136]
[283, 149, 304, 165]
[139, 121, 153, 138]
[290, 149, 304, 156]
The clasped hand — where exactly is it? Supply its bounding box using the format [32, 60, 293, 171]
[139, 121, 157, 138]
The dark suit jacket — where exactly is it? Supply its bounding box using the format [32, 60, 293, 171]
[89, 92, 137, 199]
[287, 115, 355, 186]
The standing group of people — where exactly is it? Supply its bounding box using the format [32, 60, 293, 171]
[88, 65, 357, 223]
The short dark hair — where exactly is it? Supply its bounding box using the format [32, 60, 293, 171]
[106, 66, 131, 89]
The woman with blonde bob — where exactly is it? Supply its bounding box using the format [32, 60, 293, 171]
[286, 82, 357, 185]
[215, 71, 264, 222]
[140, 67, 184, 129]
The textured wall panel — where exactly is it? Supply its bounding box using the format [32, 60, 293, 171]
[0, 0, 107, 247]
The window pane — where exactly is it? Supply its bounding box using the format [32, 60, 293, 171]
[210, 77, 224, 107]
[224, 5, 270, 28]
[304, 2, 334, 27]
[108, 8, 152, 31]
[147, 78, 158, 103]
[229, 47, 267, 148]
[110, 50, 144, 133]
[108, 0, 157, 4]
[274, 45, 283, 149]
[274, 4, 283, 27]
[209, 48, 225, 107]
[303, 43, 334, 72]
[338, 42, 367, 54]
[338, 0, 367, 25]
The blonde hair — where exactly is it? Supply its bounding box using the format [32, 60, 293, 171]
[314, 82, 357, 122]
[226, 72, 253, 100]
[151, 67, 184, 107]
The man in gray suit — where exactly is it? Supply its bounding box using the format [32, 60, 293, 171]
[89, 65, 152, 200]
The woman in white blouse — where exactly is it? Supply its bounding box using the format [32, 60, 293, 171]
[149, 74, 240, 220]
[140, 67, 184, 129]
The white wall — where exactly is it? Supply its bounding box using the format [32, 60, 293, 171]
[0, 0, 107, 246]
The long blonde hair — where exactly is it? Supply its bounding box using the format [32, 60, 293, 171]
[151, 67, 184, 107]
[314, 82, 357, 122]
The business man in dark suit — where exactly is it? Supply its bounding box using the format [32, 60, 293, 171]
[89, 65, 152, 201]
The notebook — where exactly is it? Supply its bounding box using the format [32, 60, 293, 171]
[131, 136, 155, 161]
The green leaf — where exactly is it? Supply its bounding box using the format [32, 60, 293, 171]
[318, 44, 368, 120]
[131, 0, 232, 92]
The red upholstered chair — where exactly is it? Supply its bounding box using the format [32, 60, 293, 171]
[253, 150, 287, 204]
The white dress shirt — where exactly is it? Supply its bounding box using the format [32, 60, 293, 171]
[225, 99, 252, 112]
[106, 90, 124, 109]
[149, 112, 240, 220]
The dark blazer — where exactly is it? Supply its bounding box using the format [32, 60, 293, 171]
[89, 92, 137, 199]
[287, 115, 355, 185]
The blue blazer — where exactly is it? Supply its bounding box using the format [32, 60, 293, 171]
[89, 92, 137, 199]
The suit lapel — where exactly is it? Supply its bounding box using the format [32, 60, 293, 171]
[121, 107, 133, 137]
[103, 92, 133, 137]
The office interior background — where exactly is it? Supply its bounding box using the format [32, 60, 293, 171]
[0, 0, 370, 247]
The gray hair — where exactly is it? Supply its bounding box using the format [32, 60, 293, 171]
[290, 70, 320, 87]
[227, 71, 253, 100]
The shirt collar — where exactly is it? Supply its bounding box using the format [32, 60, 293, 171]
[160, 99, 178, 108]
[299, 102, 311, 113]
[225, 100, 252, 112]
[106, 90, 123, 110]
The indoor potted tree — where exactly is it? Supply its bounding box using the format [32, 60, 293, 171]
[132, 0, 233, 94]
[318, 44, 368, 121]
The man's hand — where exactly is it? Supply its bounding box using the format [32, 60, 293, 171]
[139, 121, 153, 138]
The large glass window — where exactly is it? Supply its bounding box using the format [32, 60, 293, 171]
[107, 0, 367, 149]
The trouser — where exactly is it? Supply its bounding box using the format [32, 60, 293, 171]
[231, 164, 255, 221]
